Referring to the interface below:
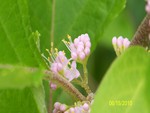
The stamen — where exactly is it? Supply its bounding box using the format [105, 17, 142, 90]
[55, 48, 58, 53]
[41, 53, 51, 65]
[67, 34, 73, 43]
[50, 53, 55, 62]
[46, 49, 51, 55]
[62, 39, 71, 51]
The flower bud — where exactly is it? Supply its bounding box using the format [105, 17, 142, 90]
[112, 36, 130, 56]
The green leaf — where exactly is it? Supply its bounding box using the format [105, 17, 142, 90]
[91, 47, 150, 113]
[0, 64, 45, 89]
[0, 0, 45, 67]
[100, 10, 134, 47]
[28, 0, 126, 53]
[0, 86, 47, 113]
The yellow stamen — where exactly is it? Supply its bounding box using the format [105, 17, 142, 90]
[55, 48, 58, 53]
[67, 34, 71, 39]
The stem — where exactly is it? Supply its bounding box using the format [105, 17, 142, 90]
[50, 0, 55, 49]
[45, 71, 86, 101]
[83, 63, 88, 84]
[49, 3, 55, 111]
[72, 79, 92, 95]
[130, 14, 150, 47]
[82, 63, 92, 94]
[48, 88, 52, 113]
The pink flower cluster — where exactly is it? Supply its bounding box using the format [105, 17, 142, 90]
[53, 102, 90, 113]
[112, 36, 130, 56]
[146, 0, 150, 14]
[50, 51, 80, 82]
[63, 34, 91, 63]
[43, 33, 91, 90]
[53, 102, 67, 113]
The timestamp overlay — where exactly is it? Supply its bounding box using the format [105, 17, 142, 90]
[109, 100, 133, 107]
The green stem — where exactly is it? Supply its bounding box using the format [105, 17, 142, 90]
[83, 63, 88, 84]
[82, 62, 92, 94]
[50, 0, 56, 49]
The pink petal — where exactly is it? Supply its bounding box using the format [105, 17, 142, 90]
[112, 36, 117, 45]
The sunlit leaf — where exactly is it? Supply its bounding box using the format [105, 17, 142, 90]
[91, 47, 150, 113]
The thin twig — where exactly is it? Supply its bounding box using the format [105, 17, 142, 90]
[50, 0, 56, 49]
[45, 71, 86, 101]
[130, 14, 150, 47]
[48, 86, 53, 113]
[48, 0, 56, 112]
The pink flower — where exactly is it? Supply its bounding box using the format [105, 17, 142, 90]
[55, 51, 68, 66]
[63, 33, 91, 63]
[53, 102, 67, 113]
[50, 50, 80, 81]
[53, 102, 91, 113]
[146, 0, 150, 14]
[50, 51, 68, 75]
[65, 61, 80, 81]
[112, 36, 130, 56]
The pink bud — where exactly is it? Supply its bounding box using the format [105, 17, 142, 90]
[71, 52, 77, 60]
[85, 41, 91, 48]
[78, 45, 84, 51]
[82, 103, 89, 111]
[79, 52, 85, 60]
[84, 33, 90, 41]
[80, 34, 85, 42]
[53, 109, 58, 113]
[146, 0, 150, 14]
[123, 38, 130, 48]
[112, 37, 117, 45]
[60, 104, 67, 111]
[50, 82, 57, 90]
[54, 102, 61, 109]
[84, 47, 90, 55]
[117, 36, 123, 47]
[77, 47, 84, 53]
[74, 38, 79, 44]
[69, 107, 75, 113]
[78, 42, 84, 46]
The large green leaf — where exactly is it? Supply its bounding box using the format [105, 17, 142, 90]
[28, 0, 126, 52]
[91, 47, 150, 113]
[0, 86, 47, 113]
[0, 0, 48, 112]
[0, 64, 45, 89]
[0, 0, 45, 67]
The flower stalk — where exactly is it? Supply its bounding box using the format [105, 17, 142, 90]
[45, 71, 86, 101]
[82, 62, 92, 94]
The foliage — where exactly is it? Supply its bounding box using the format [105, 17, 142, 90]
[91, 47, 150, 113]
[0, 0, 148, 113]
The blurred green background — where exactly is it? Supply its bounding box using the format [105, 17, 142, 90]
[88, 0, 146, 92]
